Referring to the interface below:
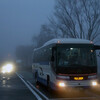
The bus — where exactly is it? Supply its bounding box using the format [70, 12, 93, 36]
[32, 38, 100, 90]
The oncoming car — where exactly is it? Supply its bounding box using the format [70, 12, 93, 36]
[0, 63, 16, 80]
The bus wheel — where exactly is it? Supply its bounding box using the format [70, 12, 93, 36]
[47, 75, 50, 91]
[35, 73, 39, 86]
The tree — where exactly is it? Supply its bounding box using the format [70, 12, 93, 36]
[32, 0, 100, 48]
[49, 0, 100, 42]
[32, 24, 55, 48]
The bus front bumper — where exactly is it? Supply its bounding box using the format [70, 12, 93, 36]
[51, 80, 98, 90]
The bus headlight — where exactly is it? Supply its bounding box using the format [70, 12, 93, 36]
[58, 82, 66, 87]
[92, 81, 97, 86]
[1, 64, 14, 73]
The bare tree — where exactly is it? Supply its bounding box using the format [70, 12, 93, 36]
[32, 24, 55, 47]
[32, 0, 100, 48]
[49, 0, 100, 42]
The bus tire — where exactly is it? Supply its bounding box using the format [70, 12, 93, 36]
[35, 72, 39, 86]
[47, 75, 50, 90]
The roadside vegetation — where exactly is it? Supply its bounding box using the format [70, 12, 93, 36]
[15, 0, 100, 67]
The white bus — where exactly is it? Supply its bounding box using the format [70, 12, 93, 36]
[32, 38, 100, 90]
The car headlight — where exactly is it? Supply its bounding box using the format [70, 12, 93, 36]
[58, 82, 66, 87]
[92, 81, 97, 86]
[1, 64, 14, 73]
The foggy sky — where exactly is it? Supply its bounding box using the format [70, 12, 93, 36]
[0, 0, 54, 59]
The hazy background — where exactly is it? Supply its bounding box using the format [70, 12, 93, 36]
[0, 0, 54, 59]
[0, 0, 100, 73]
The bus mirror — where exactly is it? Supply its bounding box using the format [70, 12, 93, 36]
[51, 56, 54, 62]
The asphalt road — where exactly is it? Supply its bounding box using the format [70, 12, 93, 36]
[0, 74, 37, 100]
[18, 70, 100, 100]
[1, 70, 100, 100]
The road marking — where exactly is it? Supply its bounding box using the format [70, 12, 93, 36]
[19, 74, 24, 78]
[27, 81, 49, 100]
[16, 73, 42, 100]
[16, 73, 100, 100]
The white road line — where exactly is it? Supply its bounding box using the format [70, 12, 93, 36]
[19, 74, 24, 78]
[16, 73, 98, 100]
[27, 81, 49, 100]
[50, 97, 96, 100]
[16, 73, 42, 100]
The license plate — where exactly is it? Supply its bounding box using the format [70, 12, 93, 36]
[74, 77, 83, 80]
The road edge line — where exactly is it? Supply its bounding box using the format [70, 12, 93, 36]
[16, 73, 42, 100]
[27, 81, 49, 100]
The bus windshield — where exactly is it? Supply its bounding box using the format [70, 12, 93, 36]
[57, 44, 97, 67]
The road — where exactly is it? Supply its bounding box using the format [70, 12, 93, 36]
[0, 74, 37, 100]
[17, 70, 100, 100]
[1, 70, 100, 100]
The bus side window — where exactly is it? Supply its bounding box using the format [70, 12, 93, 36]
[51, 47, 56, 71]
[52, 47, 57, 62]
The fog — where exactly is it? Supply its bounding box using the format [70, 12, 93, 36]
[0, 0, 54, 59]
[0, 0, 100, 72]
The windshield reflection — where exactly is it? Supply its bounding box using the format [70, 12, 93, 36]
[57, 46, 97, 67]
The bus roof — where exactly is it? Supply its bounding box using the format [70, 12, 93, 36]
[43, 38, 93, 46]
[34, 38, 93, 51]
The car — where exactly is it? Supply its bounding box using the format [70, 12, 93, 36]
[0, 63, 16, 80]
